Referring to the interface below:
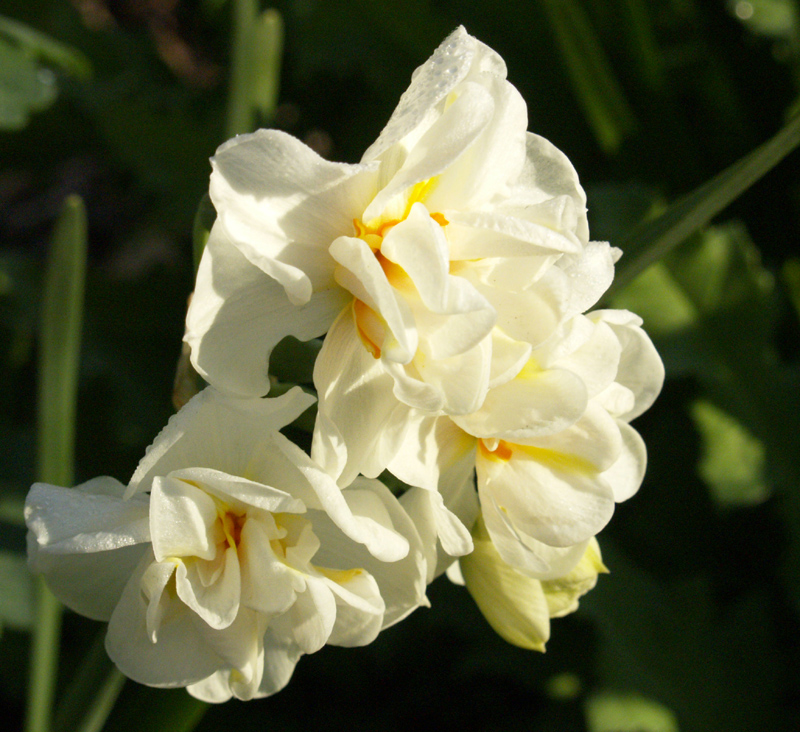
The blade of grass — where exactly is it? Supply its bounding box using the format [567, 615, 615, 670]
[26, 194, 87, 732]
[610, 113, 800, 295]
[539, 0, 636, 153]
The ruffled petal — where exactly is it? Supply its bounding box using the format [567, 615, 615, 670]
[150, 476, 219, 562]
[106, 550, 224, 687]
[477, 439, 615, 548]
[310, 477, 428, 628]
[210, 129, 379, 302]
[312, 309, 411, 486]
[590, 309, 665, 421]
[129, 386, 316, 497]
[26, 477, 150, 554]
[453, 363, 588, 440]
[601, 420, 647, 502]
[186, 224, 348, 397]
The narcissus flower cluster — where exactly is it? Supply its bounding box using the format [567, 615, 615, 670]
[26, 27, 663, 701]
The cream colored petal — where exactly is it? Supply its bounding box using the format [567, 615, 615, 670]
[239, 519, 305, 616]
[330, 234, 417, 362]
[480, 494, 589, 579]
[128, 386, 316, 497]
[362, 81, 494, 222]
[106, 550, 224, 688]
[446, 210, 581, 260]
[590, 309, 665, 421]
[312, 310, 411, 486]
[310, 477, 428, 628]
[361, 27, 482, 163]
[210, 129, 379, 302]
[186, 224, 348, 398]
[174, 547, 241, 630]
[453, 364, 588, 440]
[26, 477, 150, 554]
[477, 440, 615, 548]
[600, 420, 647, 502]
[150, 476, 220, 562]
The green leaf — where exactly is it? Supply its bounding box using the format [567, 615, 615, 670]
[0, 550, 35, 631]
[585, 691, 679, 732]
[611, 221, 775, 339]
[28, 195, 88, 732]
[0, 15, 91, 130]
[0, 38, 57, 130]
[690, 399, 770, 507]
[37, 195, 87, 488]
[539, 0, 636, 153]
[0, 15, 91, 79]
[611, 112, 800, 294]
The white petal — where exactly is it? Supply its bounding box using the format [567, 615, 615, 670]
[128, 386, 316, 496]
[390, 335, 492, 415]
[457, 257, 571, 349]
[514, 402, 623, 474]
[310, 477, 428, 628]
[106, 550, 224, 687]
[446, 210, 581, 260]
[330, 234, 417, 362]
[361, 27, 482, 163]
[480, 496, 589, 579]
[362, 80, 495, 222]
[258, 629, 303, 697]
[476, 441, 615, 548]
[601, 420, 647, 502]
[26, 477, 150, 554]
[165, 467, 305, 515]
[323, 571, 385, 647]
[210, 129, 378, 302]
[186, 224, 348, 397]
[175, 547, 241, 630]
[312, 309, 410, 486]
[27, 535, 147, 622]
[488, 328, 532, 389]
[542, 318, 622, 399]
[271, 576, 337, 654]
[274, 429, 409, 563]
[425, 73, 527, 211]
[559, 242, 617, 316]
[239, 519, 304, 616]
[505, 132, 589, 244]
[590, 309, 665, 421]
[150, 476, 220, 562]
[453, 364, 588, 440]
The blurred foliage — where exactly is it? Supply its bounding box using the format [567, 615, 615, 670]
[2, 0, 800, 731]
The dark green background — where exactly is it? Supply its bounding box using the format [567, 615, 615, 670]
[2, 1, 799, 730]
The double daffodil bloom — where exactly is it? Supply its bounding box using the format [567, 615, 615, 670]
[26, 388, 428, 701]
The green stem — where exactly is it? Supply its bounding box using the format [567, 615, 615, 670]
[26, 194, 88, 732]
[26, 582, 63, 732]
[225, 0, 259, 139]
[73, 669, 126, 732]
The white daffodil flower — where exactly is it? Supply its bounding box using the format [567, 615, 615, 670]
[374, 310, 663, 579]
[185, 26, 589, 422]
[26, 387, 428, 702]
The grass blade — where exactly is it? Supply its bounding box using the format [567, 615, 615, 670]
[611, 113, 800, 294]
